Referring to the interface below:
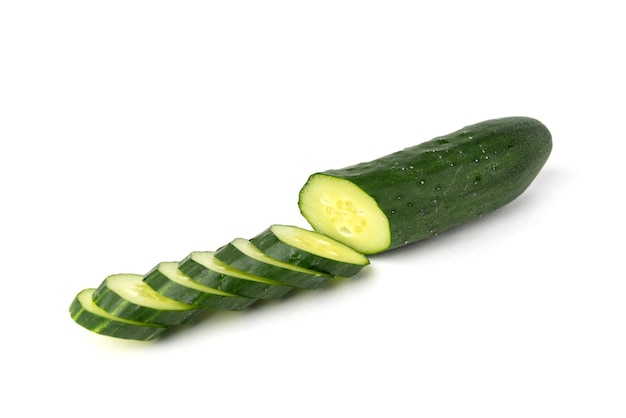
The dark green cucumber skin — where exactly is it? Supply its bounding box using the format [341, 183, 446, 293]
[250, 227, 367, 277]
[303, 116, 552, 253]
[178, 253, 294, 299]
[92, 282, 202, 326]
[143, 266, 258, 311]
[214, 242, 332, 289]
[69, 292, 166, 341]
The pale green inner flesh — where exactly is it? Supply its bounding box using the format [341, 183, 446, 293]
[192, 251, 283, 285]
[78, 289, 164, 327]
[106, 274, 195, 311]
[158, 261, 236, 296]
[232, 238, 328, 276]
[299, 174, 390, 254]
[272, 224, 368, 265]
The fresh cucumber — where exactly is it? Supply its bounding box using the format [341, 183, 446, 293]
[70, 288, 167, 341]
[178, 251, 294, 299]
[298, 116, 552, 254]
[214, 238, 333, 289]
[70, 116, 553, 342]
[143, 262, 258, 310]
[250, 224, 370, 277]
[93, 273, 202, 326]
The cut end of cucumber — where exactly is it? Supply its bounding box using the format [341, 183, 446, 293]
[298, 174, 390, 254]
[270, 224, 369, 266]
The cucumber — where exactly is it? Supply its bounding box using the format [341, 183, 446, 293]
[249, 224, 370, 277]
[298, 116, 552, 254]
[178, 251, 294, 299]
[143, 261, 258, 310]
[214, 238, 333, 289]
[70, 288, 167, 341]
[69, 115, 553, 341]
[93, 273, 202, 326]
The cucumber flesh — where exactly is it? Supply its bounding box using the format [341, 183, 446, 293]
[143, 261, 257, 310]
[93, 273, 202, 326]
[70, 288, 167, 341]
[214, 238, 332, 289]
[298, 175, 391, 254]
[178, 251, 294, 299]
[250, 224, 370, 277]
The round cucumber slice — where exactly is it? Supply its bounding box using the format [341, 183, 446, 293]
[143, 261, 257, 310]
[70, 288, 167, 341]
[178, 251, 294, 299]
[93, 273, 202, 326]
[214, 238, 332, 289]
[250, 224, 370, 277]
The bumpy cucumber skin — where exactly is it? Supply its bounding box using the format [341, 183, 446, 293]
[250, 226, 369, 277]
[70, 289, 166, 341]
[178, 252, 294, 299]
[143, 265, 258, 311]
[214, 241, 332, 289]
[301, 117, 552, 253]
[93, 279, 202, 326]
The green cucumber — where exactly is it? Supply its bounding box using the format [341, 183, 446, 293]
[143, 262, 257, 310]
[178, 251, 294, 299]
[93, 273, 202, 326]
[250, 224, 370, 277]
[70, 288, 167, 341]
[298, 116, 552, 254]
[214, 238, 332, 289]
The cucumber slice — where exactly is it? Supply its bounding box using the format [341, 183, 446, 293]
[93, 273, 202, 326]
[70, 288, 167, 341]
[250, 224, 370, 277]
[214, 238, 332, 289]
[143, 261, 257, 310]
[178, 251, 294, 299]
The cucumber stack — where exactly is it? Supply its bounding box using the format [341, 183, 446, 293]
[69, 224, 370, 341]
[70, 117, 552, 342]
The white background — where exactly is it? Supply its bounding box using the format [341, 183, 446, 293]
[1, 1, 624, 417]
